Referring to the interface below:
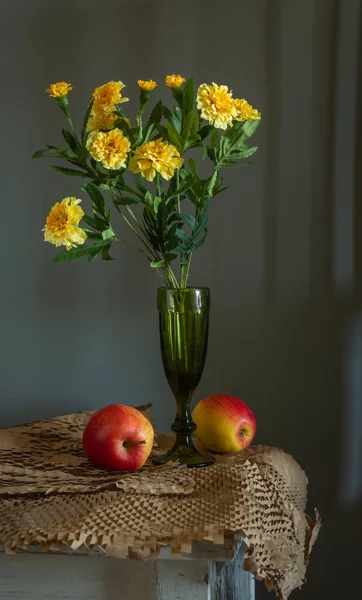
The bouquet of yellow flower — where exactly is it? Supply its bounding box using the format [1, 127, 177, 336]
[35, 76, 261, 289]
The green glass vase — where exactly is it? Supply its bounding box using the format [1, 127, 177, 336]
[153, 287, 215, 467]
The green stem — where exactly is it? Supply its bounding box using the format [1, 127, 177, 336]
[112, 199, 174, 288]
[156, 267, 172, 287]
[110, 192, 151, 254]
[155, 172, 162, 198]
[119, 209, 154, 257]
[122, 238, 170, 287]
[110, 191, 179, 289]
[124, 205, 149, 239]
[120, 184, 144, 201]
[176, 169, 181, 214]
[180, 253, 192, 289]
[123, 440, 145, 448]
[164, 264, 179, 289]
[67, 117, 80, 146]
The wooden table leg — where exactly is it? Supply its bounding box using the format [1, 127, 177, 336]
[208, 540, 255, 600]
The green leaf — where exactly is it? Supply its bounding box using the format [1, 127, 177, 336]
[171, 86, 183, 110]
[174, 107, 182, 127]
[207, 170, 218, 197]
[155, 123, 170, 141]
[211, 129, 219, 147]
[61, 148, 78, 159]
[62, 128, 78, 152]
[102, 227, 115, 241]
[206, 146, 215, 162]
[81, 100, 94, 143]
[115, 105, 125, 118]
[175, 202, 209, 262]
[165, 221, 178, 244]
[32, 148, 55, 159]
[53, 241, 111, 263]
[179, 168, 189, 180]
[189, 232, 207, 253]
[198, 125, 213, 141]
[213, 185, 228, 197]
[144, 101, 162, 142]
[101, 245, 114, 261]
[143, 122, 155, 143]
[99, 178, 119, 191]
[113, 117, 131, 136]
[230, 146, 258, 158]
[174, 107, 182, 120]
[153, 196, 162, 214]
[218, 159, 241, 168]
[167, 176, 197, 199]
[166, 121, 183, 148]
[82, 215, 100, 230]
[82, 229, 102, 240]
[134, 173, 147, 195]
[243, 119, 261, 138]
[188, 158, 197, 176]
[82, 182, 105, 215]
[145, 190, 153, 205]
[181, 213, 197, 229]
[148, 100, 163, 125]
[150, 259, 166, 268]
[182, 109, 199, 148]
[182, 77, 195, 115]
[176, 228, 190, 243]
[113, 195, 139, 206]
[50, 165, 88, 178]
[162, 105, 182, 134]
[95, 162, 109, 175]
[145, 191, 162, 214]
[133, 114, 143, 147]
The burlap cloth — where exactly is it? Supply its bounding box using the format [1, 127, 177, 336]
[0, 407, 320, 599]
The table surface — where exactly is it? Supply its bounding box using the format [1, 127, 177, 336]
[0, 411, 318, 599]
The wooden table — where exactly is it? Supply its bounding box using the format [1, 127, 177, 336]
[0, 537, 255, 600]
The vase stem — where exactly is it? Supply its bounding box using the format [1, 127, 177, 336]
[172, 392, 195, 436]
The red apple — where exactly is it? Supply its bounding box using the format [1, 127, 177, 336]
[83, 404, 154, 470]
[192, 394, 256, 453]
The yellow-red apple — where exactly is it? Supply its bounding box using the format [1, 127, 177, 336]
[192, 394, 256, 453]
[83, 404, 154, 470]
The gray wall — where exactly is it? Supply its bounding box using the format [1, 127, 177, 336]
[1, 0, 362, 598]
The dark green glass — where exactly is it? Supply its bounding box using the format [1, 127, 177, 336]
[153, 287, 215, 467]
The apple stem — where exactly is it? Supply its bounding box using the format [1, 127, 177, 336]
[123, 440, 146, 448]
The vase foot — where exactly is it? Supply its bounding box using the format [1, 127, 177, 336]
[153, 442, 215, 468]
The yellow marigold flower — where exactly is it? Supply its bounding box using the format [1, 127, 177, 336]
[46, 81, 72, 98]
[43, 197, 86, 251]
[86, 128, 131, 170]
[234, 98, 261, 121]
[138, 79, 157, 91]
[197, 82, 237, 130]
[129, 140, 184, 182]
[87, 111, 118, 132]
[165, 74, 186, 88]
[92, 81, 129, 114]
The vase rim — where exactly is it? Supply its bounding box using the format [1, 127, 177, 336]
[158, 286, 210, 292]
